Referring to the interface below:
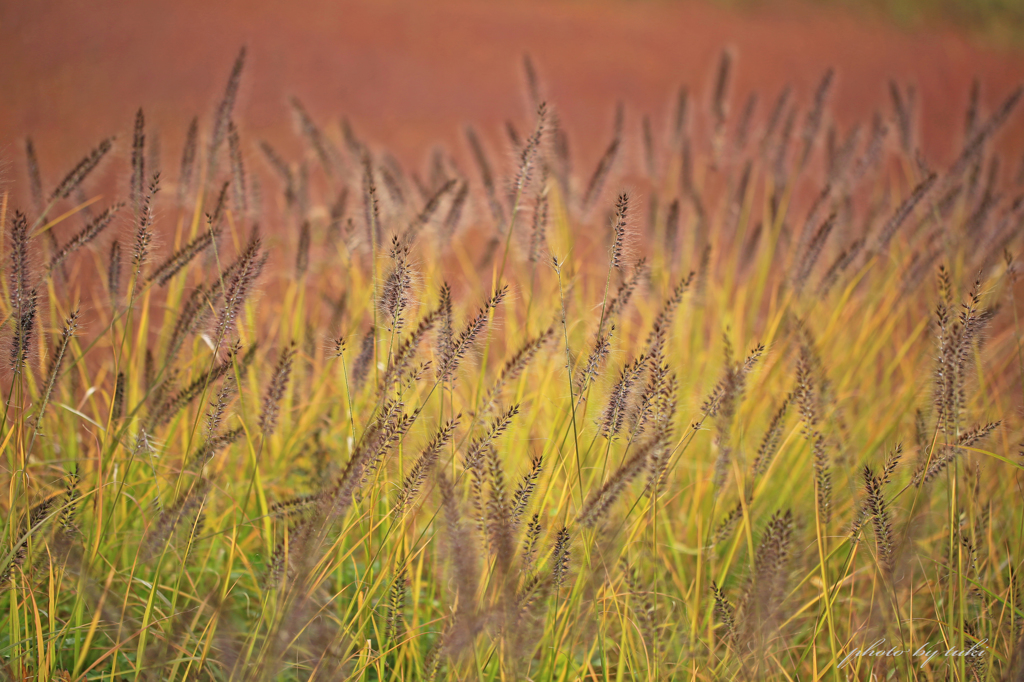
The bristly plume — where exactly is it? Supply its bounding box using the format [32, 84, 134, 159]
[358, 398, 416, 482]
[131, 108, 146, 216]
[165, 280, 219, 366]
[681, 139, 707, 232]
[791, 331, 833, 522]
[606, 258, 648, 321]
[33, 308, 80, 433]
[947, 85, 1022, 185]
[744, 509, 795, 643]
[465, 125, 506, 228]
[874, 172, 937, 253]
[178, 117, 199, 206]
[711, 49, 733, 138]
[799, 68, 834, 169]
[825, 124, 862, 186]
[142, 478, 211, 563]
[214, 232, 264, 341]
[610, 192, 629, 269]
[290, 96, 337, 179]
[192, 427, 245, 469]
[438, 470, 480, 628]
[794, 336, 820, 430]
[915, 422, 1000, 486]
[259, 343, 297, 436]
[385, 565, 407, 642]
[509, 455, 543, 528]
[259, 140, 296, 208]
[512, 103, 547, 203]
[642, 272, 695, 362]
[227, 121, 248, 218]
[25, 138, 45, 215]
[443, 180, 470, 239]
[711, 338, 762, 408]
[325, 187, 349, 247]
[8, 211, 32, 310]
[848, 112, 889, 187]
[382, 304, 442, 392]
[144, 349, 155, 392]
[379, 236, 413, 331]
[760, 85, 792, 161]
[148, 186, 226, 287]
[528, 175, 549, 263]
[713, 496, 749, 547]
[928, 270, 996, 443]
[147, 125, 161, 178]
[401, 178, 456, 246]
[436, 284, 508, 383]
[965, 77, 981, 141]
[207, 46, 247, 181]
[642, 114, 657, 179]
[600, 354, 647, 439]
[582, 103, 623, 210]
[575, 329, 612, 394]
[47, 203, 124, 276]
[773, 107, 797, 191]
[858, 464, 895, 575]
[890, 80, 915, 155]
[8, 211, 35, 375]
[811, 434, 832, 524]
[550, 112, 572, 198]
[132, 173, 160, 272]
[361, 153, 380, 250]
[296, 220, 311, 277]
[351, 326, 375, 392]
[57, 466, 82, 537]
[735, 92, 758, 153]
[796, 183, 832, 262]
[108, 240, 122, 304]
[112, 371, 125, 424]
[664, 198, 680, 257]
[551, 526, 571, 588]
[522, 53, 542, 108]
[50, 137, 114, 203]
[392, 417, 460, 518]
[816, 237, 864, 297]
[793, 212, 837, 291]
[750, 395, 791, 479]
[479, 327, 554, 415]
[484, 443, 515, 572]
[673, 85, 689, 149]
[147, 343, 257, 431]
[463, 404, 521, 475]
[705, 339, 765, 489]
[711, 581, 737, 642]
[579, 440, 652, 526]
[728, 160, 753, 233]
[296, 160, 311, 219]
[341, 116, 366, 160]
[204, 377, 236, 440]
[695, 243, 712, 301]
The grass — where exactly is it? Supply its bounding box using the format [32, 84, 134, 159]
[1, 46, 1023, 681]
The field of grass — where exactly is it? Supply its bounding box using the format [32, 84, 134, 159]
[2, 47, 1023, 680]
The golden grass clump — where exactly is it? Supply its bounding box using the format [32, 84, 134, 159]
[1, 47, 1024, 682]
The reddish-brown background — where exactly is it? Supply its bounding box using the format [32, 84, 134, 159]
[2, 0, 1024, 195]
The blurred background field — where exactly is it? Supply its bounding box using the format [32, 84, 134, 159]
[3, 0, 1024, 193]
